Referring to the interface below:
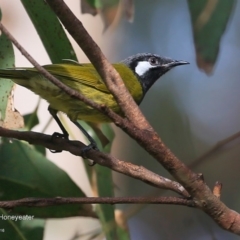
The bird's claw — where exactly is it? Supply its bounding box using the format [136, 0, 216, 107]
[81, 143, 99, 166]
[50, 132, 69, 153]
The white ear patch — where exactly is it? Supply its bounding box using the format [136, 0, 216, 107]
[135, 61, 153, 76]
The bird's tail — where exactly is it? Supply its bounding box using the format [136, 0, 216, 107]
[0, 69, 31, 80]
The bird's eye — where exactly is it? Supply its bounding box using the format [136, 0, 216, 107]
[149, 57, 159, 66]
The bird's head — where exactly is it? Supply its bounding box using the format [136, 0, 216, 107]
[122, 53, 189, 95]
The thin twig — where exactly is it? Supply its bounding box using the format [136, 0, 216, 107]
[190, 130, 240, 169]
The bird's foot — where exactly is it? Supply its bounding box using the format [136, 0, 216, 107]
[50, 132, 69, 153]
[81, 142, 99, 166]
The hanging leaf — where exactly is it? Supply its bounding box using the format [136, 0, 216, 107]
[21, 0, 77, 63]
[81, 0, 134, 29]
[187, 0, 236, 74]
[0, 9, 24, 129]
[81, 0, 98, 15]
[23, 109, 39, 131]
[122, 0, 134, 23]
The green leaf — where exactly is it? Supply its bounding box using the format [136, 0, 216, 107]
[0, 139, 94, 218]
[95, 166, 117, 240]
[92, 124, 115, 238]
[101, 123, 115, 153]
[0, 8, 24, 130]
[23, 108, 46, 154]
[20, 0, 77, 63]
[23, 112, 39, 131]
[76, 121, 125, 239]
[33, 145, 46, 156]
[187, 0, 236, 73]
[20, 218, 45, 240]
[0, 8, 15, 122]
[81, 0, 135, 28]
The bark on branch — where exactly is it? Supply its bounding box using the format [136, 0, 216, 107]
[0, 127, 188, 197]
[0, 196, 195, 208]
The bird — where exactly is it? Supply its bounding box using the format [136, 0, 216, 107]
[0, 53, 188, 151]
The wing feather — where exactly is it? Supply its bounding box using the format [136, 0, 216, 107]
[43, 64, 109, 93]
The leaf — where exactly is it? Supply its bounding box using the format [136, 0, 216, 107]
[121, 0, 134, 23]
[0, 85, 24, 130]
[33, 144, 46, 156]
[23, 111, 39, 131]
[76, 121, 125, 239]
[187, 0, 236, 74]
[94, 166, 117, 239]
[100, 3, 120, 30]
[0, 139, 94, 218]
[100, 123, 115, 152]
[20, 0, 77, 63]
[81, 0, 134, 30]
[81, 0, 98, 15]
[20, 218, 45, 240]
[85, 0, 119, 9]
[0, 9, 23, 129]
[23, 105, 46, 155]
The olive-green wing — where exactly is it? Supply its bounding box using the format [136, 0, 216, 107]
[40, 63, 108, 93]
[0, 63, 142, 102]
[0, 63, 109, 93]
[42, 63, 139, 95]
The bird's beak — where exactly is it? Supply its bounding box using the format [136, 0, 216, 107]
[163, 60, 189, 69]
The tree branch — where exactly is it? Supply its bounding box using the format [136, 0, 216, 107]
[190, 130, 240, 169]
[0, 127, 188, 197]
[0, 196, 195, 208]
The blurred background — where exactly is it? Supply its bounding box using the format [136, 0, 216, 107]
[1, 0, 240, 239]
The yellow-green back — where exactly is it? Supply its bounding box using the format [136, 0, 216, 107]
[0, 63, 143, 122]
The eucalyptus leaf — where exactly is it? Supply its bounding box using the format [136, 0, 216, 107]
[187, 0, 236, 73]
[0, 139, 94, 218]
[21, 0, 77, 63]
[0, 8, 15, 123]
[23, 112, 39, 131]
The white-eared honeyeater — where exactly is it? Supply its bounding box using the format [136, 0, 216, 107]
[0, 53, 189, 151]
[0, 53, 188, 122]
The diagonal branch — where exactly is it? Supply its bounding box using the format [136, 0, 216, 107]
[190, 130, 240, 169]
[45, 0, 150, 130]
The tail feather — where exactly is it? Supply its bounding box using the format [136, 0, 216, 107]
[0, 69, 32, 80]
